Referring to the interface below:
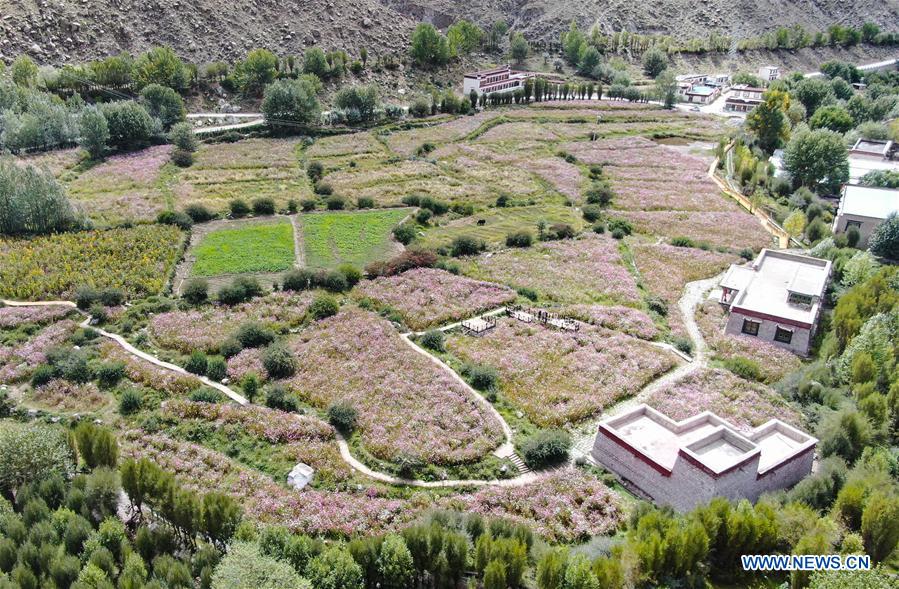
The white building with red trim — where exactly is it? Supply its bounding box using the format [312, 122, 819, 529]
[592, 405, 816, 512]
[463, 65, 545, 96]
[718, 250, 831, 356]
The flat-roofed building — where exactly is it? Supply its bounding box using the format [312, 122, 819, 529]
[462, 65, 561, 97]
[833, 184, 899, 247]
[719, 250, 831, 356]
[684, 84, 720, 104]
[758, 65, 780, 81]
[592, 405, 816, 512]
[725, 85, 765, 112]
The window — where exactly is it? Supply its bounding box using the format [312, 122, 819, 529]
[788, 292, 814, 306]
[774, 326, 793, 344]
[845, 220, 862, 230]
[741, 319, 760, 336]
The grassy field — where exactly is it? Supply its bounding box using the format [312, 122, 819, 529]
[191, 220, 295, 276]
[300, 209, 409, 269]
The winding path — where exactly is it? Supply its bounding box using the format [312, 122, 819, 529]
[4, 275, 717, 488]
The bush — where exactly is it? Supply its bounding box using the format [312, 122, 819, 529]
[327, 403, 358, 433]
[739, 248, 754, 260]
[496, 194, 509, 207]
[463, 363, 498, 391]
[846, 226, 860, 248]
[96, 362, 125, 389]
[286, 199, 298, 214]
[516, 287, 538, 301]
[418, 196, 449, 215]
[217, 276, 262, 306]
[546, 223, 575, 240]
[300, 199, 317, 212]
[308, 295, 339, 320]
[157, 210, 193, 230]
[520, 430, 571, 469]
[235, 322, 275, 348]
[251, 197, 276, 215]
[190, 388, 224, 403]
[219, 337, 243, 359]
[314, 181, 333, 196]
[315, 270, 349, 292]
[357, 197, 374, 209]
[584, 183, 614, 207]
[415, 209, 433, 225]
[505, 231, 533, 248]
[0, 160, 80, 236]
[722, 356, 763, 382]
[647, 295, 668, 317]
[672, 337, 693, 355]
[326, 195, 345, 210]
[262, 344, 297, 379]
[265, 385, 299, 412]
[185, 351, 208, 375]
[306, 161, 324, 182]
[409, 98, 431, 118]
[420, 330, 445, 352]
[229, 199, 250, 218]
[337, 264, 362, 287]
[392, 223, 417, 245]
[365, 249, 437, 277]
[118, 389, 143, 415]
[184, 204, 214, 223]
[450, 235, 485, 257]
[671, 236, 695, 247]
[607, 218, 633, 236]
[30, 364, 55, 387]
[611, 228, 625, 239]
[206, 356, 228, 382]
[182, 278, 209, 305]
[282, 268, 316, 291]
[75, 286, 101, 310]
[592, 222, 606, 234]
[582, 204, 603, 223]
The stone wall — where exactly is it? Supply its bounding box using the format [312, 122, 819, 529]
[724, 311, 811, 356]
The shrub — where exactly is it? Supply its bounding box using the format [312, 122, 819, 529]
[235, 322, 275, 348]
[185, 351, 208, 375]
[415, 142, 435, 157]
[452, 202, 475, 216]
[229, 199, 250, 218]
[546, 223, 575, 240]
[611, 228, 625, 239]
[315, 270, 349, 292]
[357, 197, 374, 209]
[252, 197, 276, 215]
[306, 161, 324, 182]
[282, 268, 316, 291]
[463, 363, 498, 391]
[516, 287, 538, 301]
[739, 248, 754, 260]
[98, 288, 124, 307]
[327, 402, 358, 433]
[646, 295, 668, 317]
[337, 264, 362, 287]
[420, 330, 445, 352]
[326, 195, 345, 210]
[402, 194, 422, 207]
[190, 387, 224, 403]
[416, 209, 433, 225]
[182, 278, 209, 305]
[520, 430, 571, 469]
[607, 218, 633, 236]
[592, 222, 606, 234]
[671, 236, 695, 247]
[308, 295, 339, 320]
[315, 181, 333, 196]
[300, 199, 317, 212]
[96, 362, 125, 389]
[90, 301, 109, 323]
[206, 356, 228, 381]
[409, 98, 430, 117]
[722, 356, 763, 382]
[30, 364, 55, 387]
[365, 249, 437, 277]
[157, 210, 193, 230]
[505, 231, 533, 248]
[219, 337, 243, 359]
[75, 286, 101, 310]
[118, 389, 143, 415]
[450, 235, 485, 257]
[171, 149, 194, 167]
[672, 337, 693, 355]
[241, 373, 260, 402]
[846, 226, 860, 248]
[262, 344, 297, 379]
[265, 385, 299, 412]
[392, 223, 417, 245]
[496, 194, 509, 207]
[185, 204, 214, 223]
[286, 199, 298, 214]
[582, 204, 603, 223]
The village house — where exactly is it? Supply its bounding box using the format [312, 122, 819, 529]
[718, 249, 831, 356]
[676, 73, 730, 101]
[832, 184, 899, 247]
[847, 138, 898, 181]
[684, 84, 720, 104]
[724, 85, 765, 112]
[758, 65, 780, 82]
[592, 405, 817, 512]
[462, 65, 561, 97]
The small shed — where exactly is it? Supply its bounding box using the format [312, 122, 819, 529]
[287, 463, 315, 490]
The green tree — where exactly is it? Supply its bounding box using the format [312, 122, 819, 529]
[133, 46, 188, 90]
[655, 71, 678, 109]
[101, 101, 155, 150]
[411, 23, 450, 67]
[809, 105, 853, 133]
[868, 212, 899, 261]
[861, 492, 899, 564]
[447, 20, 484, 56]
[642, 47, 668, 78]
[483, 559, 507, 589]
[140, 83, 185, 129]
[0, 158, 79, 236]
[306, 546, 364, 589]
[783, 210, 808, 237]
[0, 424, 74, 498]
[303, 47, 330, 78]
[487, 20, 509, 52]
[510, 32, 530, 65]
[377, 534, 414, 588]
[562, 21, 585, 65]
[562, 553, 599, 589]
[792, 78, 834, 116]
[536, 548, 567, 589]
[334, 84, 380, 121]
[261, 78, 321, 128]
[211, 541, 311, 589]
[202, 492, 242, 549]
[90, 53, 134, 86]
[746, 91, 790, 153]
[577, 46, 601, 77]
[11, 55, 38, 87]
[235, 48, 279, 95]
[169, 121, 198, 153]
[79, 106, 109, 160]
[783, 127, 849, 194]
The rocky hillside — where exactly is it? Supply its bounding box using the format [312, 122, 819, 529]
[1, 0, 897, 66]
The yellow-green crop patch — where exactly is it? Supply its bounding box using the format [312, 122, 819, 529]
[191, 220, 295, 276]
[300, 209, 409, 269]
[419, 204, 583, 249]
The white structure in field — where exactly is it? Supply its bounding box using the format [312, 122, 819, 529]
[847, 138, 898, 182]
[832, 184, 899, 247]
[592, 405, 816, 512]
[758, 65, 780, 81]
[463, 65, 552, 97]
[725, 85, 765, 112]
[719, 250, 831, 356]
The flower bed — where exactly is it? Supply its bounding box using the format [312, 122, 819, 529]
[616, 210, 772, 251]
[281, 311, 504, 465]
[449, 469, 624, 543]
[0, 320, 79, 383]
[0, 305, 75, 328]
[445, 319, 677, 426]
[560, 305, 659, 340]
[355, 268, 516, 330]
[149, 292, 313, 354]
[644, 368, 804, 432]
[461, 234, 640, 305]
[29, 379, 110, 412]
[694, 300, 802, 382]
[0, 225, 185, 300]
[99, 340, 201, 396]
[123, 431, 415, 537]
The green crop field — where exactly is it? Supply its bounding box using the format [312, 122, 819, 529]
[191, 220, 295, 276]
[300, 209, 409, 269]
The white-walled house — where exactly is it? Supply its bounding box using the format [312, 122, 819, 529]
[592, 405, 816, 512]
[684, 84, 720, 104]
[758, 65, 780, 82]
[719, 250, 831, 356]
[832, 184, 899, 247]
[463, 65, 543, 97]
[724, 85, 765, 112]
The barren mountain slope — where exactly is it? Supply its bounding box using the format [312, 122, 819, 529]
[1, 0, 897, 65]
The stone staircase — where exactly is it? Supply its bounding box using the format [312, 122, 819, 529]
[508, 453, 531, 475]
